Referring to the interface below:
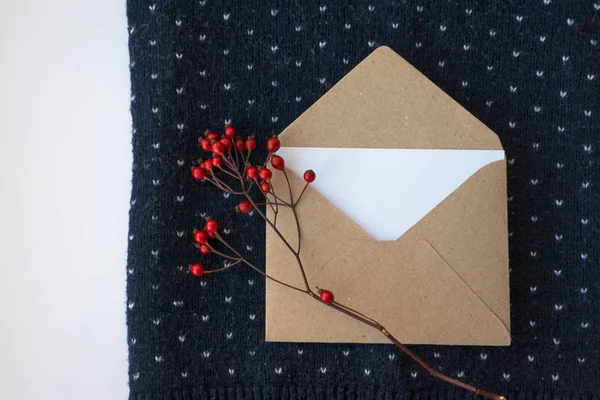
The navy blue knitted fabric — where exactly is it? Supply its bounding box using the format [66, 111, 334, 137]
[125, 1, 600, 399]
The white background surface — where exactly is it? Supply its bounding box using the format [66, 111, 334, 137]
[0, 1, 131, 399]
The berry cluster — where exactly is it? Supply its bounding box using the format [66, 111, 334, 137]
[191, 127, 315, 197]
[188, 126, 322, 287]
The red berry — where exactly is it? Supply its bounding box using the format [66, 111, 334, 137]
[237, 200, 252, 213]
[193, 230, 208, 244]
[205, 218, 218, 234]
[203, 160, 214, 171]
[266, 136, 281, 153]
[235, 139, 245, 153]
[271, 155, 285, 170]
[245, 137, 257, 151]
[212, 141, 226, 155]
[260, 182, 271, 193]
[225, 125, 236, 138]
[212, 156, 223, 168]
[200, 138, 212, 151]
[190, 263, 205, 277]
[259, 168, 273, 181]
[191, 167, 206, 180]
[220, 137, 232, 152]
[199, 244, 211, 255]
[246, 166, 259, 179]
[206, 132, 220, 141]
[303, 169, 316, 183]
[320, 289, 334, 304]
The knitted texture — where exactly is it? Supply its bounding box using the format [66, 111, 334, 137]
[126, 1, 600, 398]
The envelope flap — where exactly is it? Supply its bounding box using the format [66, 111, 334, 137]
[266, 236, 510, 345]
[279, 46, 503, 151]
[402, 159, 510, 332]
[314, 239, 510, 345]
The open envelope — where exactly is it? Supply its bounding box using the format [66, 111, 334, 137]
[265, 46, 510, 346]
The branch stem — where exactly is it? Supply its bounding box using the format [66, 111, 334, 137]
[282, 170, 302, 253]
[243, 193, 312, 293]
[294, 182, 310, 206]
[205, 260, 241, 274]
[196, 141, 504, 400]
[213, 233, 307, 294]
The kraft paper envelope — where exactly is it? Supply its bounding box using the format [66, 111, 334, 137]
[265, 46, 510, 346]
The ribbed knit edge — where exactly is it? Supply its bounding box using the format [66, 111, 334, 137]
[130, 384, 600, 400]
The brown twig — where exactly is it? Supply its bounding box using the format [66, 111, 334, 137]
[254, 178, 278, 216]
[243, 193, 312, 293]
[207, 174, 240, 194]
[221, 153, 243, 180]
[213, 233, 307, 295]
[204, 259, 241, 274]
[268, 192, 293, 207]
[255, 201, 291, 207]
[269, 181, 280, 226]
[216, 165, 240, 180]
[282, 169, 302, 253]
[294, 182, 310, 206]
[231, 140, 240, 172]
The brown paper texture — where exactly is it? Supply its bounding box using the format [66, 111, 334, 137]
[265, 46, 510, 345]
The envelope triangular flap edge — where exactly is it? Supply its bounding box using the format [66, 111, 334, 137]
[278, 46, 503, 151]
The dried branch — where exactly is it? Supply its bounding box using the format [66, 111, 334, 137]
[190, 128, 505, 400]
